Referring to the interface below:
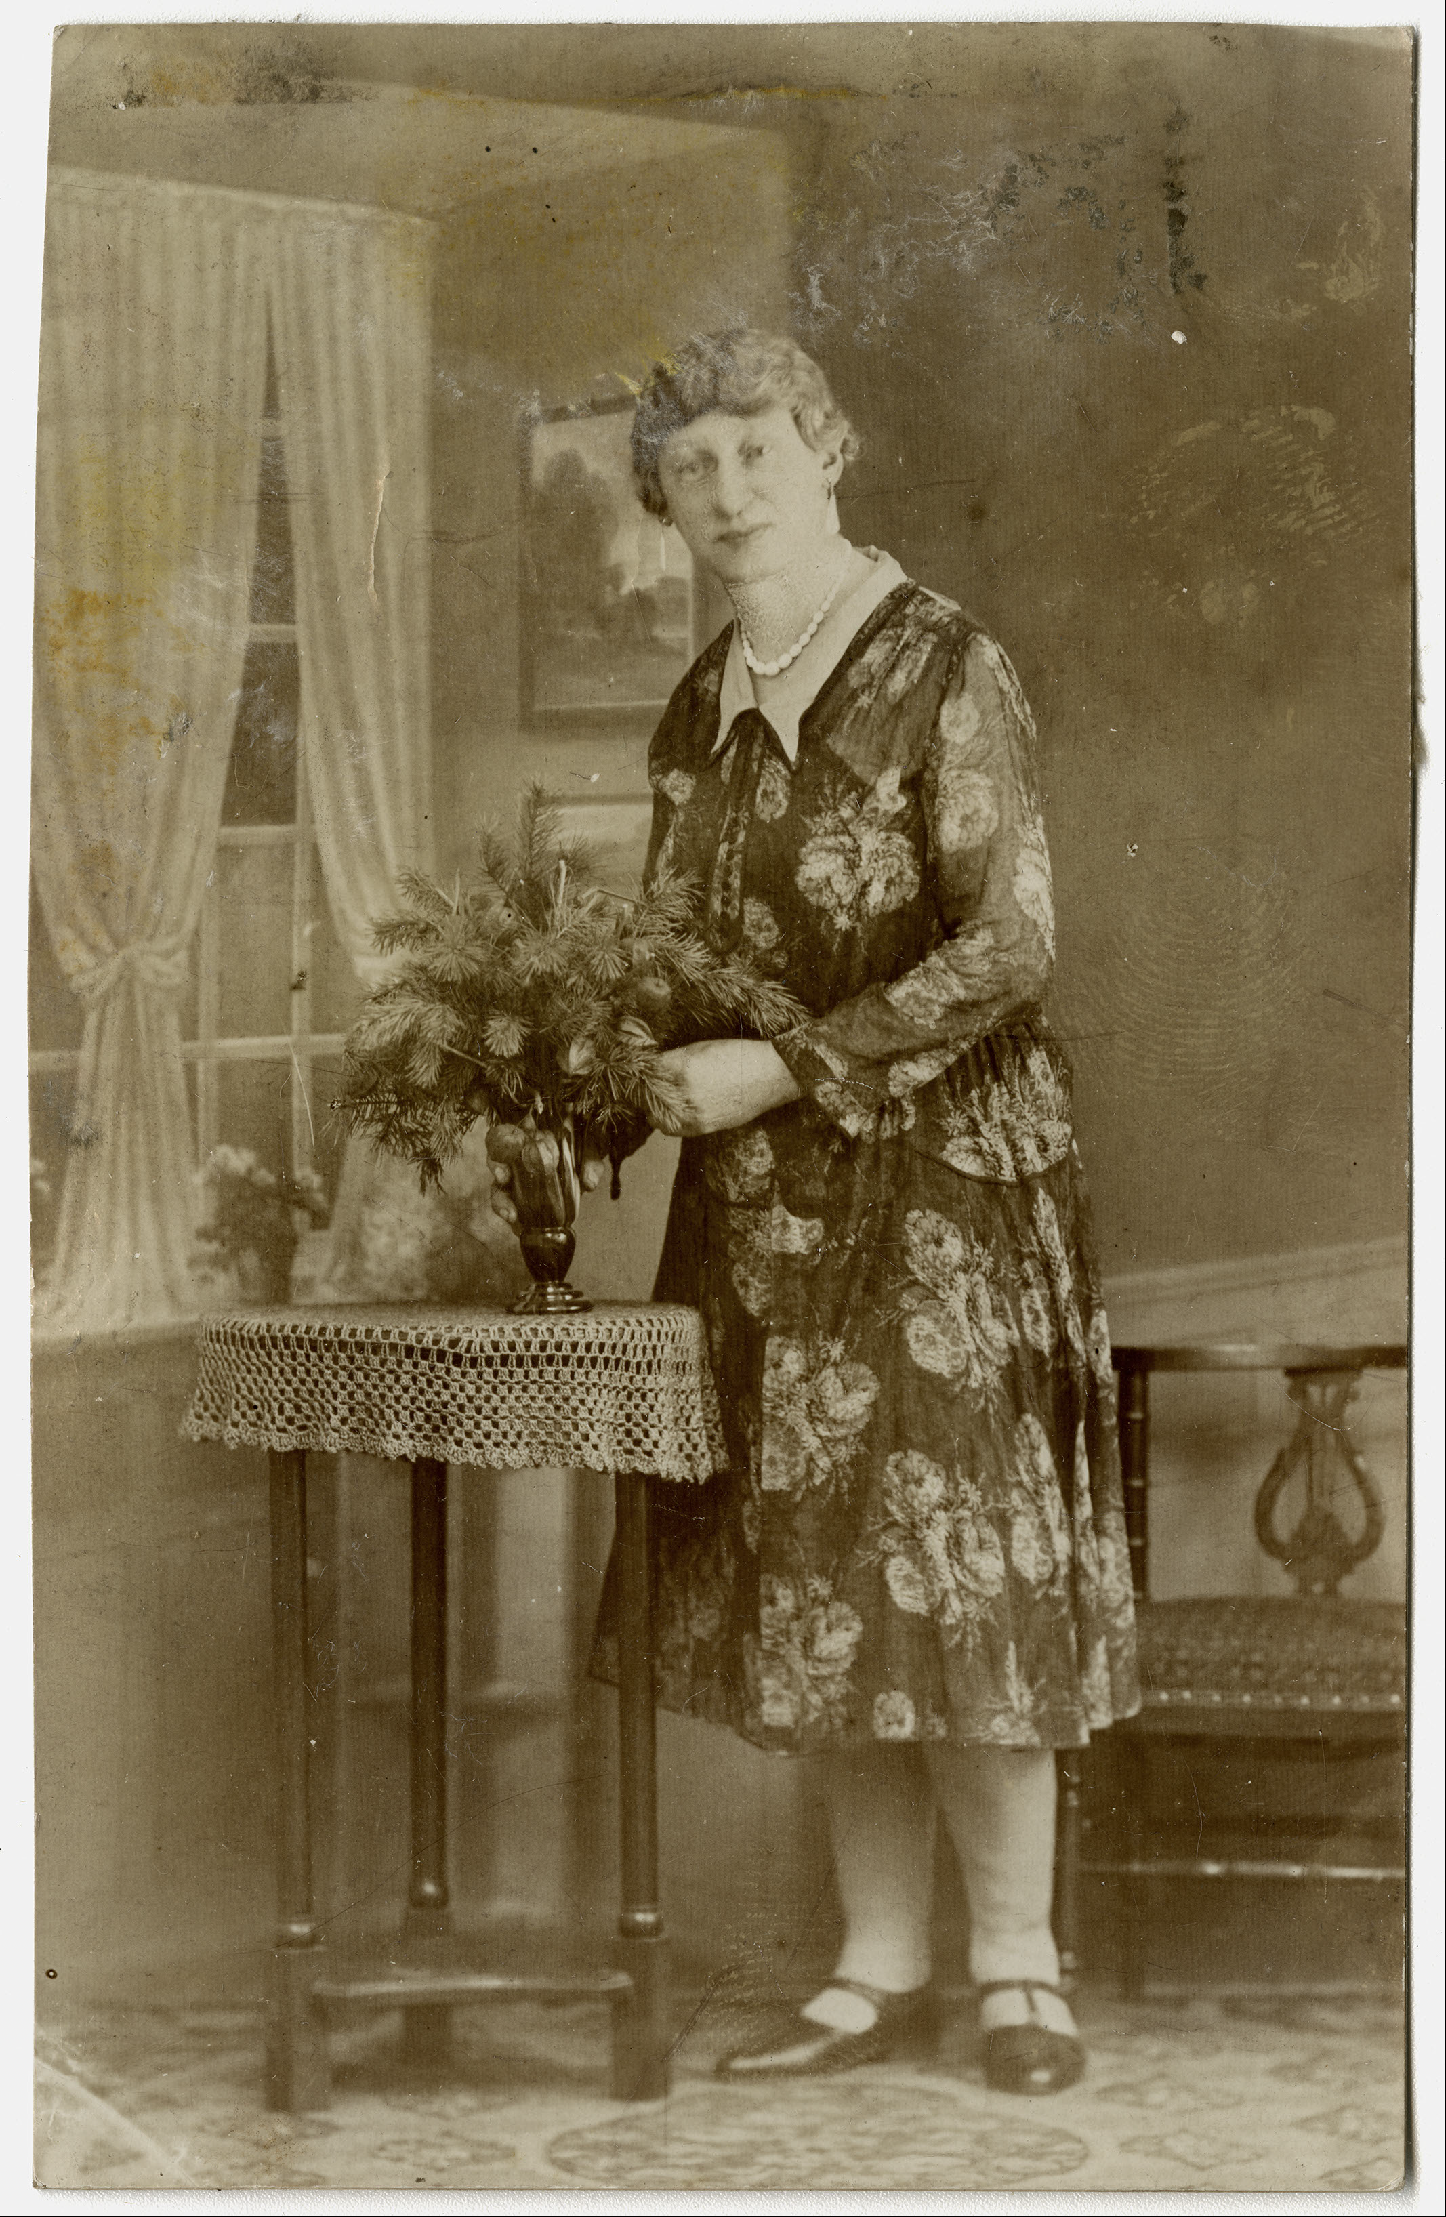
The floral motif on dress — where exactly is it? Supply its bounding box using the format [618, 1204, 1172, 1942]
[703, 1124, 775, 1204]
[770, 1202, 824, 1259]
[1086, 1303, 1117, 1390]
[972, 629, 1040, 745]
[742, 895, 785, 969]
[754, 755, 792, 823]
[729, 1212, 773, 1318]
[658, 768, 696, 809]
[875, 1448, 1007, 1648]
[1027, 1188, 1089, 1365]
[898, 1209, 1015, 1397]
[1011, 813, 1056, 960]
[1094, 1512, 1137, 1622]
[795, 765, 920, 929]
[984, 1644, 1043, 1745]
[873, 1688, 918, 1739]
[734, 1202, 824, 1319]
[655, 1523, 734, 1687]
[886, 1044, 961, 1100]
[758, 1574, 865, 1732]
[935, 762, 1000, 853]
[938, 1044, 1073, 1180]
[935, 682, 983, 754]
[1016, 1248, 1059, 1357]
[761, 1336, 880, 1495]
[884, 928, 1000, 1030]
[1007, 1414, 1073, 1590]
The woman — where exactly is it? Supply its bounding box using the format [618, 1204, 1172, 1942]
[494, 330, 1139, 2094]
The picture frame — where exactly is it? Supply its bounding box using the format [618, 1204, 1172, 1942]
[520, 396, 705, 727]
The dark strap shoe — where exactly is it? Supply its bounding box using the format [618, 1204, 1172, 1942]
[715, 1978, 940, 2080]
[977, 1981, 1085, 2096]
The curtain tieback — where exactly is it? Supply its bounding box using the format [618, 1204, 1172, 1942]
[71, 942, 191, 1011]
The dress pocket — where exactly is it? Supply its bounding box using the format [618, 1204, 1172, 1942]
[903, 1030, 1075, 1184]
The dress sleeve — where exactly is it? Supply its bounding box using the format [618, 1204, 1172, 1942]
[773, 631, 1055, 1139]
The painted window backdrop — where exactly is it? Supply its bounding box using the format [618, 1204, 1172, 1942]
[186, 336, 359, 1205]
[29, 338, 360, 1286]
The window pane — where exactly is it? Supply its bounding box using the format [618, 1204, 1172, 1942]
[310, 1055, 351, 1205]
[222, 640, 299, 826]
[217, 1060, 292, 1182]
[309, 873, 365, 1035]
[250, 434, 296, 625]
[217, 844, 293, 1038]
[28, 876, 84, 1053]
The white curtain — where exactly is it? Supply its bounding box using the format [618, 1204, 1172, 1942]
[33, 173, 269, 1334]
[270, 209, 433, 982]
[33, 175, 436, 1333]
[269, 207, 439, 1296]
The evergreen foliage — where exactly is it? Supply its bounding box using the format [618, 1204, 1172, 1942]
[340, 785, 804, 1187]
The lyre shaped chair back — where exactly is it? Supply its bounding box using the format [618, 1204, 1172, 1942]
[1079, 1343, 1407, 1995]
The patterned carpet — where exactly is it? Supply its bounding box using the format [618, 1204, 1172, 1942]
[36, 1986, 1406, 2194]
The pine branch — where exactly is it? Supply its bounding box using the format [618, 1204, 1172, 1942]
[482, 1012, 527, 1058]
[372, 912, 440, 955]
[343, 789, 802, 1178]
[473, 821, 517, 903]
[519, 784, 565, 892]
[395, 867, 458, 924]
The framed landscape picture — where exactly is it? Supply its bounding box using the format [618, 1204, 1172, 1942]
[521, 398, 702, 726]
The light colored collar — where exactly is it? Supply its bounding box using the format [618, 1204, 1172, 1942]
[711, 548, 908, 764]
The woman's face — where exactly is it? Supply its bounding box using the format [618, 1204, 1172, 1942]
[656, 404, 838, 587]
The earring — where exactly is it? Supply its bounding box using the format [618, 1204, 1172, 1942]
[826, 488, 841, 535]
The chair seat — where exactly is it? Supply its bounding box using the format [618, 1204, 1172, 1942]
[1129, 1596, 1406, 1732]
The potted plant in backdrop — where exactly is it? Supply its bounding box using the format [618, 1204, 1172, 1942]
[194, 1146, 331, 1305]
[339, 786, 803, 1313]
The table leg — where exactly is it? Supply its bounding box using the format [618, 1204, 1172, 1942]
[1118, 1364, 1150, 1603]
[611, 1472, 669, 2102]
[266, 1449, 330, 2111]
[404, 1457, 452, 2067]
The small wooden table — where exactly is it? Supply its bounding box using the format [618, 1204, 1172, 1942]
[185, 1303, 728, 2111]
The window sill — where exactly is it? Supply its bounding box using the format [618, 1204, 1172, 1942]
[32, 1317, 205, 1400]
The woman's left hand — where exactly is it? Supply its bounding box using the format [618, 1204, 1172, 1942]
[653, 1039, 802, 1137]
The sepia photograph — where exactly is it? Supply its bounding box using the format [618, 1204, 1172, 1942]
[25, 15, 1421, 2198]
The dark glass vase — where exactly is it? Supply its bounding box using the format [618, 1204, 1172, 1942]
[497, 1121, 591, 1316]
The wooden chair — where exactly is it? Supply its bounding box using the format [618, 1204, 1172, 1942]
[1078, 1343, 1407, 1995]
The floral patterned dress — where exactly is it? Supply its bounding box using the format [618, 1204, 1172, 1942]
[593, 576, 1140, 1752]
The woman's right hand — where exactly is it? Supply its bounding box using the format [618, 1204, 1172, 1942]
[488, 1159, 520, 1228]
[486, 1123, 526, 1227]
[486, 1122, 605, 1228]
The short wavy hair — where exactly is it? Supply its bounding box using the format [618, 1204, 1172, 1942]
[631, 328, 860, 520]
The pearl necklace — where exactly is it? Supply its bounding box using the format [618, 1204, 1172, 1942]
[739, 567, 847, 677]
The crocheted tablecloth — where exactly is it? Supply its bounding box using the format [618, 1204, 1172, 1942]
[184, 1305, 728, 1483]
